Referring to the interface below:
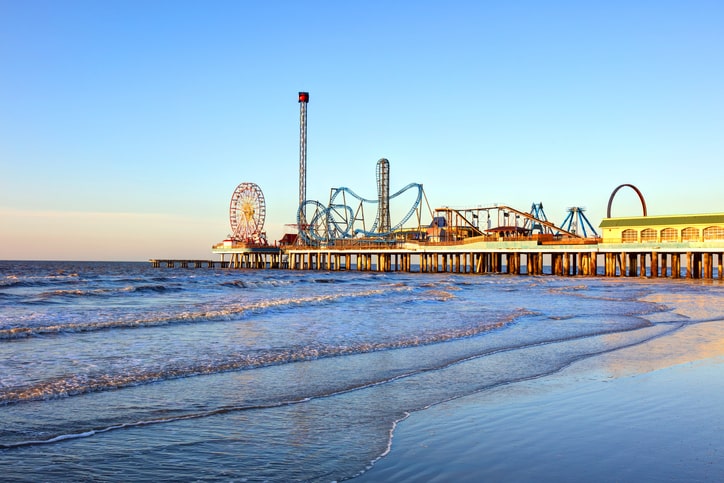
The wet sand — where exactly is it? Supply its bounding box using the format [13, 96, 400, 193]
[355, 294, 724, 482]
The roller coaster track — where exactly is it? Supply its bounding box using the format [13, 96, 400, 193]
[438, 205, 582, 238]
[495, 205, 581, 237]
[297, 183, 425, 245]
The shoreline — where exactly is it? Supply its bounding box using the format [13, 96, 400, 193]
[354, 303, 724, 482]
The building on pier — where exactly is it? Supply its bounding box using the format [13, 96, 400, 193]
[596, 213, 724, 279]
[599, 213, 724, 244]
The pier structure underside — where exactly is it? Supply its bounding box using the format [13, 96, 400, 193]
[196, 236, 724, 280]
[280, 239, 724, 279]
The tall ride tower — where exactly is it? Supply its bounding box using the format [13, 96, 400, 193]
[376, 158, 391, 235]
[298, 92, 309, 235]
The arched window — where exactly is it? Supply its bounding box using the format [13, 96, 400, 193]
[681, 227, 700, 241]
[703, 226, 724, 240]
[660, 227, 678, 242]
[621, 229, 638, 243]
[641, 228, 657, 242]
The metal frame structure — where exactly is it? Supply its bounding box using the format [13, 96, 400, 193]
[607, 183, 647, 218]
[560, 207, 599, 238]
[229, 182, 267, 244]
[298, 92, 309, 235]
[432, 204, 582, 241]
[376, 158, 391, 234]
[528, 203, 553, 235]
[297, 183, 426, 245]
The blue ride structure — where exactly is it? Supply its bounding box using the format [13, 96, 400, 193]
[559, 207, 599, 238]
[297, 159, 427, 245]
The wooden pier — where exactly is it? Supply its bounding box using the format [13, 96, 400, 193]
[282, 242, 723, 279]
[151, 241, 724, 280]
[151, 212, 724, 280]
[149, 259, 228, 269]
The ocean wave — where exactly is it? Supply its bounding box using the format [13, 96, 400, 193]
[126, 284, 180, 294]
[0, 311, 518, 406]
[421, 289, 456, 301]
[547, 315, 577, 321]
[46, 288, 114, 297]
[1, 366, 402, 449]
[0, 313, 680, 452]
[219, 279, 293, 289]
[0, 286, 408, 340]
[220, 280, 249, 288]
[0, 273, 81, 288]
[21, 284, 183, 303]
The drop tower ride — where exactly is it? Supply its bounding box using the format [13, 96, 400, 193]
[298, 92, 309, 237]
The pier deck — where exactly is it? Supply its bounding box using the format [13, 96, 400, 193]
[152, 238, 724, 280]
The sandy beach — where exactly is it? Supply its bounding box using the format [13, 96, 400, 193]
[356, 292, 724, 482]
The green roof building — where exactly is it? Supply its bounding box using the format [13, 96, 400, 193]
[599, 213, 724, 245]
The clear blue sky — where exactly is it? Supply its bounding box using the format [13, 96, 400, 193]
[1, 1, 722, 260]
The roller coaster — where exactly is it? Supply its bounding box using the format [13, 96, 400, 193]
[294, 157, 599, 246]
[291, 92, 599, 247]
[428, 203, 599, 242]
[297, 159, 430, 245]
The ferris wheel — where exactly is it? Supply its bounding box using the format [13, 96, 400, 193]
[229, 182, 267, 243]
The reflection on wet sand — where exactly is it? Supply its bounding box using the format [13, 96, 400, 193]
[603, 292, 724, 378]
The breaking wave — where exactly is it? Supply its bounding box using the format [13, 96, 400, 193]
[0, 286, 408, 340]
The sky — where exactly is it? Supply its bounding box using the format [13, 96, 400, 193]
[1, 0, 723, 261]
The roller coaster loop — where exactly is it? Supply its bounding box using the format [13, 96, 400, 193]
[297, 183, 424, 244]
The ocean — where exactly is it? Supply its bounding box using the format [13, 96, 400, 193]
[1, 260, 722, 481]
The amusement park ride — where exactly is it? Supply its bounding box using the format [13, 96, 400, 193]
[228, 182, 268, 245]
[221, 91, 601, 249]
[297, 158, 427, 244]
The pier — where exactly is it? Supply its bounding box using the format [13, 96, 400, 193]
[281, 239, 723, 279]
[150, 210, 724, 280]
[149, 259, 227, 269]
[150, 95, 724, 282]
[152, 236, 724, 280]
